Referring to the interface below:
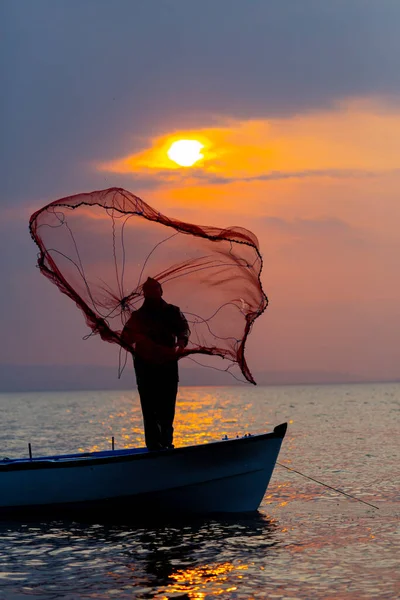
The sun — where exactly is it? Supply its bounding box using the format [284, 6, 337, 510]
[167, 139, 204, 167]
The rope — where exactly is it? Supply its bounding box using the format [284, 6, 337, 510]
[277, 462, 379, 510]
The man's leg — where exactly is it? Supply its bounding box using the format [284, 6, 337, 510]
[158, 376, 178, 448]
[137, 381, 163, 451]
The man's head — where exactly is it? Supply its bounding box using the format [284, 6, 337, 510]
[142, 277, 163, 300]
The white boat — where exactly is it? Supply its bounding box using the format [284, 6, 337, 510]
[0, 423, 287, 518]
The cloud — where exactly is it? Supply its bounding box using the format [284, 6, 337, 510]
[2, 1, 400, 381]
[256, 215, 368, 265]
[261, 216, 354, 236]
[2, 1, 400, 207]
[180, 168, 391, 186]
[101, 168, 393, 193]
[97, 103, 400, 191]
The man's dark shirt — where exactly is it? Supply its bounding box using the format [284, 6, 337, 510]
[122, 299, 189, 381]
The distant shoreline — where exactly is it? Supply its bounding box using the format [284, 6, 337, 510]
[0, 363, 399, 393]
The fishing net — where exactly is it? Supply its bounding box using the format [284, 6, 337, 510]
[29, 187, 267, 383]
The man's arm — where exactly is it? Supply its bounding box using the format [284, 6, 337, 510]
[122, 313, 178, 363]
[121, 314, 142, 347]
[175, 309, 190, 349]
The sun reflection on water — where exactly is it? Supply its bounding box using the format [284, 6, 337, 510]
[161, 561, 247, 598]
[83, 387, 264, 454]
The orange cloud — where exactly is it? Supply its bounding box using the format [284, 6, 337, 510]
[22, 100, 400, 381]
[98, 99, 400, 184]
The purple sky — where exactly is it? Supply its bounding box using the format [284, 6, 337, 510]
[1, 0, 400, 388]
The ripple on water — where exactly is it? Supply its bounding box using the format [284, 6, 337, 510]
[0, 383, 399, 599]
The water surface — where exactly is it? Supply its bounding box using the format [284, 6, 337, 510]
[0, 383, 399, 599]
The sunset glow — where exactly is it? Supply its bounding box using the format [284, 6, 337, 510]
[4, 1, 400, 387]
[167, 139, 204, 167]
[2, 6, 400, 599]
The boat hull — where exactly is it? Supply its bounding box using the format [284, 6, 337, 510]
[0, 424, 287, 517]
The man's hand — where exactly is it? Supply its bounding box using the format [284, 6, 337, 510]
[176, 341, 186, 357]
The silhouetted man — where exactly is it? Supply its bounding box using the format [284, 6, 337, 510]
[122, 278, 190, 451]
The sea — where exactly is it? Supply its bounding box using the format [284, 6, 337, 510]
[0, 383, 398, 599]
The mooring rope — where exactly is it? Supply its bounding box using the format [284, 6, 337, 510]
[277, 462, 379, 510]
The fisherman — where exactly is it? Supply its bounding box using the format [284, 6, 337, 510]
[122, 278, 190, 451]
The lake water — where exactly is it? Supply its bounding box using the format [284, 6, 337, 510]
[0, 383, 399, 599]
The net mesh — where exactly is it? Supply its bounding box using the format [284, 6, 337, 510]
[29, 187, 268, 384]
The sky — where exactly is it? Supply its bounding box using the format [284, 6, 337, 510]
[1, 0, 400, 388]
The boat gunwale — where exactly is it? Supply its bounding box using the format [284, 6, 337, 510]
[0, 423, 287, 472]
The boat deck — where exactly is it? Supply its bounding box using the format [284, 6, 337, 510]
[1, 445, 149, 466]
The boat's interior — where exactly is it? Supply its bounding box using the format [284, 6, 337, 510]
[1, 446, 149, 465]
